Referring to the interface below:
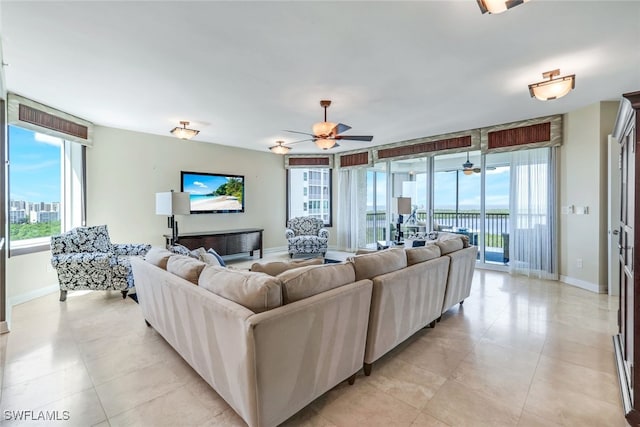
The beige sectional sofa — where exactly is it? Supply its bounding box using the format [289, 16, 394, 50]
[131, 234, 476, 426]
[131, 255, 372, 427]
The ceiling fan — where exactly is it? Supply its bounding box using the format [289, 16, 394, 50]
[461, 152, 496, 175]
[276, 100, 374, 152]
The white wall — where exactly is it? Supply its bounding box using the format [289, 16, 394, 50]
[559, 101, 619, 292]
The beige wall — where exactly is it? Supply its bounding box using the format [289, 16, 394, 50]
[87, 126, 287, 249]
[559, 101, 619, 292]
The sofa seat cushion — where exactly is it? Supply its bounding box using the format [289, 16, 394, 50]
[405, 245, 441, 265]
[350, 248, 407, 281]
[250, 257, 323, 276]
[277, 262, 356, 304]
[167, 255, 207, 284]
[199, 266, 282, 313]
[436, 238, 464, 255]
[145, 247, 174, 270]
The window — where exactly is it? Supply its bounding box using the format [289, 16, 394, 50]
[287, 168, 332, 226]
[8, 125, 84, 253]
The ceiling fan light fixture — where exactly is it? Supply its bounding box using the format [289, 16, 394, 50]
[477, 0, 529, 14]
[528, 69, 575, 101]
[463, 169, 474, 176]
[315, 138, 336, 150]
[312, 121, 336, 137]
[170, 121, 200, 140]
[269, 140, 290, 155]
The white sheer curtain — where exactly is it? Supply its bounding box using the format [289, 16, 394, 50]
[337, 168, 367, 251]
[508, 147, 557, 280]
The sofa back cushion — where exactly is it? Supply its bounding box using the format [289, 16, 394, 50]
[437, 232, 470, 248]
[436, 238, 464, 255]
[350, 248, 407, 281]
[199, 266, 282, 313]
[167, 255, 207, 284]
[277, 262, 356, 304]
[405, 244, 441, 265]
[145, 247, 174, 270]
[250, 257, 323, 276]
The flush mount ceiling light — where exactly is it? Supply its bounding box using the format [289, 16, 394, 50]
[528, 69, 576, 101]
[477, 0, 529, 14]
[170, 121, 200, 140]
[269, 140, 291, 155]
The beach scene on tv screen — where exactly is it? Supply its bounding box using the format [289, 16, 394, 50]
[183, 174, 243, 211]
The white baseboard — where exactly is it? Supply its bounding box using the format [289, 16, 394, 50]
[4, 284, 58, 332]
[8, 284, 59, 308]
[559, 275, 601, 293]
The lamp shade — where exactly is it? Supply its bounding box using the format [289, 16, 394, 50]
[315, 138, 336, 150]
[269, 140, 290, 154]
[528, 70, 576, 101]
[477, 0, 529, 14]
[170, 121, 200, 140]
[312, 121, 336, 137]
[156, 192, 191, 216]
[396, 197, 412, 215]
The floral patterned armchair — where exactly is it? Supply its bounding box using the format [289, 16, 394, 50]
[50, 225, 151, 301]
[286, 216, 329, 258]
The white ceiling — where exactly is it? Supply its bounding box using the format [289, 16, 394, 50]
[2, 1, 639, 154]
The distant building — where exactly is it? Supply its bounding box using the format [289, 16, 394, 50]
[9, 199, 60, 224]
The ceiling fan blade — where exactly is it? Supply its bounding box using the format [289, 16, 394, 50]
[334, 135, 374, 142]
[288, 138, 315, 145]
[473, 168, 481, 173]
[334, 123, 352, 135]
[284, 129, 316, 137]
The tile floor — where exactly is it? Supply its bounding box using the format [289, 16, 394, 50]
[0, 253, 629, 426]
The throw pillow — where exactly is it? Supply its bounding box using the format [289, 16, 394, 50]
[144, 247, 174, 270]
[168, 244, 193, 257]
[207, 248, 226, 267]
[166, 255, 207, 285]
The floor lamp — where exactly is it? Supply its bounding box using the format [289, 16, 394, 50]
[395, 197, 412, 244]
[156, 191, 190, 246]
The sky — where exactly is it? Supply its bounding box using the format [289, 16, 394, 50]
[367, 166, 510, 211]
[182, 173, 242, 195]
[9, 125, 61, 203]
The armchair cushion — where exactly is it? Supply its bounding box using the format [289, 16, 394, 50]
[286, 216, 329, 257]
[50, 225, 151, 294]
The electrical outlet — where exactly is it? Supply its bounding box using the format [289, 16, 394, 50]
[577, 258, 583, 268]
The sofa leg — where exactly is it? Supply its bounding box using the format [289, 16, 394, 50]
[145, 319, 151, 327]
[429, 320, 437, 328]
[347, 373, 356, 385]
[363, 363, 372, 376]
[59, 290, 67, 302]
[436, 316, 442, 323]
[459, 300, 464, 305]
[121, 290, 128, 299]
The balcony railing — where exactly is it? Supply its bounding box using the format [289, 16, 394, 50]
[365, 211, 510, 249]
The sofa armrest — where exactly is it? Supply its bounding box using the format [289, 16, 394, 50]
[51, 252, 112, 269]
[247, 279, 372, 427]
[285, 228, 295, 239]
[113, 243, 151, 256]
[318, 228, 329, 239]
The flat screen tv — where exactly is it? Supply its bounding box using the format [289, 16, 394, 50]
[181, 171, 245, 214]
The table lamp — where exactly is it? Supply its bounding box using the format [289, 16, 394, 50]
[156, 191, 190, 246]
[395, 197, 412, 244]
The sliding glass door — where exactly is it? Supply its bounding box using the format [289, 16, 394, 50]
[365, 163, 387, 246]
